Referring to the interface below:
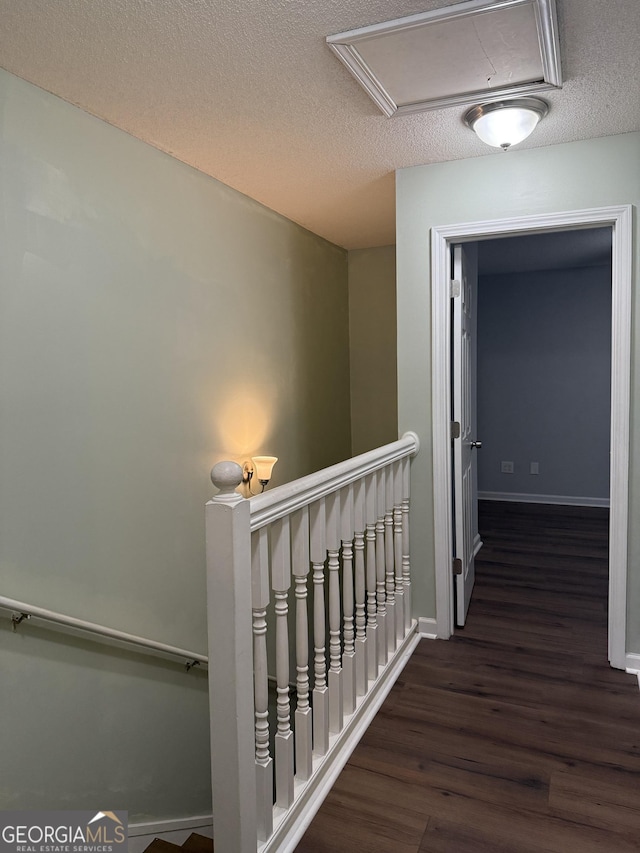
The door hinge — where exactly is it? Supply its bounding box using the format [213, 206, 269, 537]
[452, 558, 463, 575]
[450, 279, 460, 298]
[451, 421, 460, 440]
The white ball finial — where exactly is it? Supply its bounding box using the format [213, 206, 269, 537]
[211, 461, 244, 502]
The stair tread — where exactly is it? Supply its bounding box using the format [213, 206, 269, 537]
[144, 840, 183, 853]
[181, 834, 213, 853]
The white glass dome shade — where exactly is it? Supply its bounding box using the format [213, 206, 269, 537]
[464, 98, 549, 150]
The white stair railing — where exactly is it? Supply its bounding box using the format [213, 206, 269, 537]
[206, 432, 419, 853]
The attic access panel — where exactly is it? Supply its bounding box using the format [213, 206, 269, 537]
[326, 0, 562, 117]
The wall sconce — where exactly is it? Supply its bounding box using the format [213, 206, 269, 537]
[464, 98, 549, 151]
[242, 456, 278, 496]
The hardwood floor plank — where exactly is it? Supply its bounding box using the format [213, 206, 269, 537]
[369, 691, 638, 760]
[393, 658, 640, 724]
[350, 740, 552, 816]
[418, 816, 550, 853]
[417, 802, 640, 853]
[294, 765, 430, 853]
[549, 767, 640, 833]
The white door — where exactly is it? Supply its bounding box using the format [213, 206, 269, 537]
[452, 243, 481, 626]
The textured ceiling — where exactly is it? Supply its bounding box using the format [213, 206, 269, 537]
[0, 0, 638, 249]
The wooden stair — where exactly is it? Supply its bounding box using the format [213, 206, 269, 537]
[143, 833, 213, 853]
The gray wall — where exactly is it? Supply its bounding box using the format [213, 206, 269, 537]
[396, 132, 640, 652]
[0, 69, 351, 819]
[348, 246, 398, 455]
[477, 265, 612, 501]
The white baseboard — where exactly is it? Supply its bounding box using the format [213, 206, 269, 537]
[418, 617, 438, 639]
[478, 491, 610, 508]
[625, 653, 640, 690]
[128, 816, 213, 853]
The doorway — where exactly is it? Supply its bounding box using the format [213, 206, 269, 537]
[431, 205, 632, 669]
[452, 229, 613, 628]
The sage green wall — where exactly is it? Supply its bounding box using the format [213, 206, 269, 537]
[348, 246, 398, 455]
[0, 69, 351, 818]
[396, 132, 639, 651]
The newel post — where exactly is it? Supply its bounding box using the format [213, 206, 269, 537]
[206, 461, 257, 853]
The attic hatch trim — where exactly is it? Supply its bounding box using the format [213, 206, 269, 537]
[326, 0, 562, 118]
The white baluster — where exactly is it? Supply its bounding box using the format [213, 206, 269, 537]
[251, 526, 273, 841]
[402, 456, 412, 631]
[291, 506, 312, 782]
[326, 491, 343, 734]
[393, 460, 405, 641]
[365, 472, 379, 681]
[384, 464, 397, 655]
[309, 498, 329, 757]
[271, 517, 294, 809]
[375, 469, 388, 666]
[206, 462, 258, 853]
[353, 476, 368, 696]
[340, 485, 356, 715]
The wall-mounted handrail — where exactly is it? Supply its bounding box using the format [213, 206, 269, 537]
[0, 595, 208, 670]
[249, 431, 419, 531]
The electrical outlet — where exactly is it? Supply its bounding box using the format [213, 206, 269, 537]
[530, 462, 540, 475]
[501, 461, 514, 474]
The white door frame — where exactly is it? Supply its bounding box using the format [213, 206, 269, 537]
[431, 205, 632, 669]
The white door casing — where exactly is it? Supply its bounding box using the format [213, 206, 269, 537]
[431, 205, 632, 669]
[452, 244, 480, 626]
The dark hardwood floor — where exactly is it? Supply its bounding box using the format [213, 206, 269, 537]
[296, 501, 640, 852]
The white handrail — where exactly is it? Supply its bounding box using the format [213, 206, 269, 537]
[0, 595, 208, 669]
[206, 432, 422, 852]
[249, 431, 419, 531]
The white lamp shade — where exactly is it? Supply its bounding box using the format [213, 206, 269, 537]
[465, 98, 549, 150]
[253, 456, 278, 481]
[473, 108, 540, 148]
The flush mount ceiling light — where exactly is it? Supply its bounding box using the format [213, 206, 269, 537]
[464, 97, 549, 149]
[326, 0, 561, 117]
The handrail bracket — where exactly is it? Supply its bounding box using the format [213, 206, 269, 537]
[11, 612, 31, 633]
